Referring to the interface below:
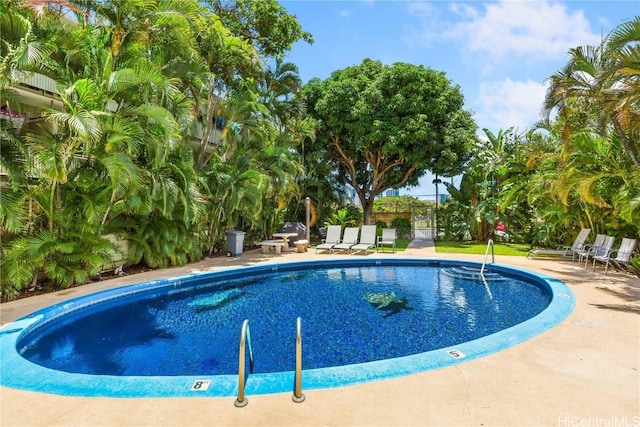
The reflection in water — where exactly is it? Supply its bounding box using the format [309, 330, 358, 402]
[188, 288, 242, 312]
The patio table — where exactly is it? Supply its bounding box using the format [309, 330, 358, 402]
[272, 232, 299, 252]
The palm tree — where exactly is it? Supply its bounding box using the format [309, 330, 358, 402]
[539, 18, 640, 244]
[543, 20, 640, 167]
[0, 4, 56, 101]
[193, 12, 258, 169]
[1, 0, 315, 298]
[202, 151, 266, 254]
[260, 58, 303, 132]
[600, 16, 640, 167]
[0, 1, 207, 296]
[524, 125, 604, 240]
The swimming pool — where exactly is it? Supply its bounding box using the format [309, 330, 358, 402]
[0, 258, 574, 398]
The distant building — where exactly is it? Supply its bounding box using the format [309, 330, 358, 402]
[439, 194, 450, 204]
[384, 189, 400, 197]
[345, 187, 361, 206]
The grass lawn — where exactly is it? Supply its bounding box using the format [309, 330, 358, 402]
[309, 238, 529, 255]
[384, 239, 411, 251]
[435, 240, 530, 256]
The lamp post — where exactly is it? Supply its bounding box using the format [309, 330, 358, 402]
[305, 197, 311, 241]
[432, 176, 442, 239]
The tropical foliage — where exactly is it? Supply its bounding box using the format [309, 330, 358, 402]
[323, 206, 360, 228]
[441, 17, 639, 259]
[0, 0, 312, 299]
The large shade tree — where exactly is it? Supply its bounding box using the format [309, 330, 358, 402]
[302, 59, 478, 223]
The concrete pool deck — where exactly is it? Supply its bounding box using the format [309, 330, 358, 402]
[1, 239, 639, 426]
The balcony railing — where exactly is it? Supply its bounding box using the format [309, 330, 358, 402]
[21, 73, 57, 94]
[190, 121, 222, 145]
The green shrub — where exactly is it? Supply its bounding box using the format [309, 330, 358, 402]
[391, 217, 412, 239]
[324, 207, 359, 228]
[375, 220, 387, 236]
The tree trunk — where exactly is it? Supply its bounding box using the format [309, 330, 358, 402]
[361, 197, 375, 225]
[612, 116, 640, 167]
[196, 79, 218, 169]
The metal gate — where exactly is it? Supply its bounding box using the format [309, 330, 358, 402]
[411, 205, 436, 238]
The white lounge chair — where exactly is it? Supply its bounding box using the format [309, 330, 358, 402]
[576, 234, 605, 266]
[593, 237, 637, 275]
[351, 225, 377, 255]
[611, 238, 638, 274]
[315, 225, 342, 254]
[331, 227, 360, 254]
[527, 228, 591, 259]
[582, 235, 615, 269]
[377, 228, 396, 253]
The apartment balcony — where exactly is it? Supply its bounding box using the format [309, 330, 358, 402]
[186, 120, 223, 154]
[4, 73, 226, 157]
[22, 74, 57, 93]
[2, 73, 62, 122]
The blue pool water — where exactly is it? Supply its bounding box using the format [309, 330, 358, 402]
[0, 258, 575, 398]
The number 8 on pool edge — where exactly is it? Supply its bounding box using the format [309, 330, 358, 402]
[191, 380, 211, 391]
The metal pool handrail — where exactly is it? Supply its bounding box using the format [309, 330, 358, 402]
[480, 239, 495, 277]
[292, 316, 305, 403]
[234, 319, 254, 407]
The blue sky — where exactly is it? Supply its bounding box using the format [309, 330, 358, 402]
[281, 0, 638, 197]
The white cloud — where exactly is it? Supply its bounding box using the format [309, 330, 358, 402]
[475, 78, 549, 132]
[402, 2, 445, 45]
[400, 1, 600, 133]
[406, 1, 438, 17]
[449, 0, 601, 61]
[404, 1, 601, 62]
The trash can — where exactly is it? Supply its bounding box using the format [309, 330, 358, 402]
[225, 231, 245, 257]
